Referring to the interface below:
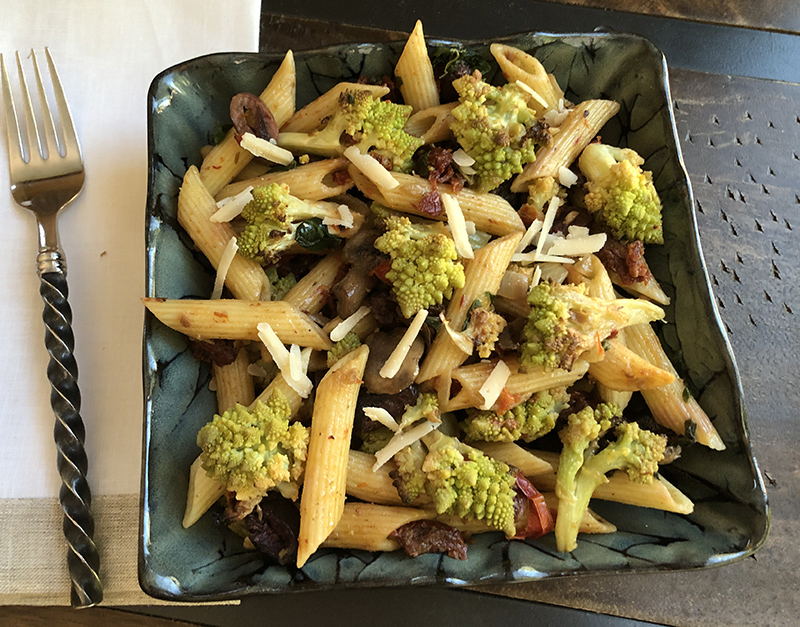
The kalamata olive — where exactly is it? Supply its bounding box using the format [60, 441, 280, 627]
[230, 92, 279, 141]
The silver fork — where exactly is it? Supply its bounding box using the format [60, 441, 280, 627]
[1, 49, 102, 608]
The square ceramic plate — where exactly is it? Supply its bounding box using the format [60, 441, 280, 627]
[140, 32, 769, 601]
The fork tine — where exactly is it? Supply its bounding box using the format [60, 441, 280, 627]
[1, 53, 25, 161]
[15, 51, 42, 162]
[44, 48, 80, 159]
[31, 50, 59, 159]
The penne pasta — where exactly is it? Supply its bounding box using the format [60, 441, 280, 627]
[216, 157, 353, 203]
[417, 233, 523, 383]
[212, 347, 255, 413]
[282, 83, 389, 133]
[282, 251, 345, 315]
[511, 99, 620, 192]
[404, 103, 457, 144]
[177, 166, 271, 301]
[438, 357, 589, 413]
[490, 43, 564, 115]
[200, 51, 296, 196]
[142, 298, 332, 350]
[182, 456, 225, 529]
[394, 20, 440, 112]
[323, 503, 430, 552]
[297, 345, 370, 567]
[469, 441, 553, 476]
[349, 168, 525, 236]
[589, 339, 676, 391]
[624, 324, 725, 450]
[346, 450, 404, 506]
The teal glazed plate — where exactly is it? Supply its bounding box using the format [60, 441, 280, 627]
[140, 32, 769, 601]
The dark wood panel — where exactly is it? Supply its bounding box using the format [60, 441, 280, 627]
[540, 0, 800, 34]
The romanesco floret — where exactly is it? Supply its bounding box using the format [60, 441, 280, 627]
[374, 215, 466, 318]
[520, 281, 665, 372]
[397, 392, 440, 431]
[327, 332, 362, 367]
[391, 440, 428, 504]
[237, 183, 343, 264]
[461, 387, 570, 442]
[278, 89, 423, 167]
[421, 432, 518, 537]
[523, 176, 566, 216]
[197, 391, 308, 502]
[464, 306, 507, 358]
[578, 143, 664, 244]
[555, 405, 666, 552]
[265, 266, 297, 301]
[450, 71, 545, 192]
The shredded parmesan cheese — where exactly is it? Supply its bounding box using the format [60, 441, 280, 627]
[511, 251, 575, 264]
[289, 344, 303, 381]
[531, 265, 542, 287]
[558, 166, 578, 188]
[533, 196, 561, 262]
[211, 186, 253, 223]
[240, 132, 294, 165]
[379, 308, 428, 379]
[322, 204, 355, 231]
[547, 232, 607, 257]
[478, 360, 512, 410]
[515, 219, 543, 254]
[330, 306, 371, 342]
[256, 322, 313, 397]
[373, 419, 441, 471]
[363, 407, 399, 432]
[515, 80, 548, 109]
[343, 145, 399, 189]
[441, 193, 474, 259]
[452, 149, 475, 167]
[211, 236, 238, 300]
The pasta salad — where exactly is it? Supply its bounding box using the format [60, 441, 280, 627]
[143, 20, 723, 568]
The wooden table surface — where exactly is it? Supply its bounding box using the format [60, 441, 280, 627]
[3, 1, 798, 625]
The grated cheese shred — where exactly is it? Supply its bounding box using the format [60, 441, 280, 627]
[211, 186, 253, 223]
[330, 306, 371, 342]
[211, 236, 238, 300]
[256, 322, 313, 397]
[343, 145, 399, 189]
[478, 360, 512, 410]
[441, 193, 474, 259]
[240, 132, 294, 165]
[379, 309, 428, 379]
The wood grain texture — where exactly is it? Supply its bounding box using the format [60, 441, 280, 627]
[536, 0, 800, 34]
[0, 607, 196, 627]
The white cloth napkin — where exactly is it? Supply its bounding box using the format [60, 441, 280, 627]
[0, 0, 259, 603]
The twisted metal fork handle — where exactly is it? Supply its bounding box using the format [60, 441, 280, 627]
[39, 265, 103, 607]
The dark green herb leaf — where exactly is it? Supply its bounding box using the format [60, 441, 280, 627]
[294, 218, 341, 253]
[683, 419, 697, 443]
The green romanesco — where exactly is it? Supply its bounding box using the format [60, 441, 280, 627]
[555, 405, 666, 552]
[391, 440, 428, 504]
[461, 387, 570, 442]
[265, 266, 297, 301]
[421, 432, 518, 537]
[464, 306, 507, 359]
[277, 89, 423, 167]
[397, 392, 440, 431]
[237, 183, 343, 264]
[196, 390, 309, 502]
[450, 71, 545, 192]
[578, 143, 664, 244]
[374, 215, 466, 318]
[520, 281, 665, 372]
[326, 332, 362, 367]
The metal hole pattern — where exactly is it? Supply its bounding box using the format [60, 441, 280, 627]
[671, 70, 799, 403]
